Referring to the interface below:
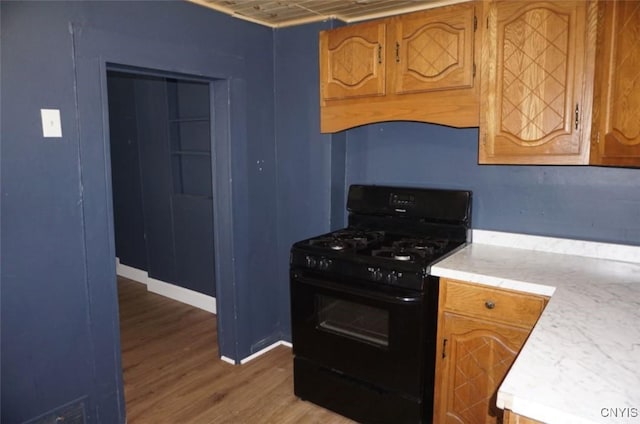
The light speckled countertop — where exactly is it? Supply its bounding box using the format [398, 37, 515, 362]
[431, 230, 640, 424]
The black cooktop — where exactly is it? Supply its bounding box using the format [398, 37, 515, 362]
[290, 185, 471, 291]
[301, 229, 454, 265]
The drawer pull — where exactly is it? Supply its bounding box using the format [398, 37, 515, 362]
[484, 300, 496, 310]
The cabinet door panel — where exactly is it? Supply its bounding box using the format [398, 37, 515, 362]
[481, 1, 593, 164]
[320, 22, 386, 101]
[393, 2, 475, 95]
[592, 0, 640, 166]
[437, 312, 529, 424]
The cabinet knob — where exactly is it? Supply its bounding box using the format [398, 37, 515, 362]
[485, 300, 496, 310]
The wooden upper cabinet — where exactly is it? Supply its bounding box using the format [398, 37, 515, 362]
[319, 2, 480, 133]
[480, 1, 597, 164]
[320, 22, 386, 101]
[591, 0, 640, 167]
[392, 3, 475, 95]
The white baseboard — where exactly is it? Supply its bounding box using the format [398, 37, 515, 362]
[220, 356, 236, 365]
[147, 277, 216, 314]
[115, 259, 216, 314]
[240, 340, 292, 365]
[116, 262, 148, 284]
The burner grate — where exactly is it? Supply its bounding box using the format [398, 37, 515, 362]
[370, 249, 418, 262]
[308, 230, 384, 251]
[371, 237, 449, 262]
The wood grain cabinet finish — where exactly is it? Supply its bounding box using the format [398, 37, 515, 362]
[433, 279, 548, 424]
[590, 0, 640, 167]
[320, 2, 480, 133]
[504, 410, 545, 424]
[320, 22, 386, 101]
[392, 3, 476, 95]
[480, 1, 597, 164]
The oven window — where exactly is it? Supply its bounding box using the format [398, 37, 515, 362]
[316, 295, 389, 347]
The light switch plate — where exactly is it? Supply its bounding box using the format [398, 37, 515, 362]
[41, 109, 62, 138]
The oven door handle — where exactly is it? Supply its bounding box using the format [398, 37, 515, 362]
[293, 275, 423, 304]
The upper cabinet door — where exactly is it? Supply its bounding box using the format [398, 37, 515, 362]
[480, 1, 595, 164]
[320, 22, 386, 101]
[591, 0, 640, 167]
[392, 2, 476, 95]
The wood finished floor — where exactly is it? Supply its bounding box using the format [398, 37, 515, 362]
[118, 277, 355, 424]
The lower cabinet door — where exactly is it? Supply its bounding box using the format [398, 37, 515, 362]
[434, 312, 530, 424]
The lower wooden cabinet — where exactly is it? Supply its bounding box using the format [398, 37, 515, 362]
[433, 279, 548, 424]
[434, 312, 530, 423]
[504, 410, 545, 424]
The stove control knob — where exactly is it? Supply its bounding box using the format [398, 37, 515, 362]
[305, 256, 318, 269]
[386, 271, 399, 285]
[368, 267, 383, 281]
[319, 258, 332, 270]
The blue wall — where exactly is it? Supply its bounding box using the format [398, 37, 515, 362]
[346, 122, 640, 245]
[107, 72, 149, 272]
[274, 21, 332, 339]
[1, 1, 277, 423]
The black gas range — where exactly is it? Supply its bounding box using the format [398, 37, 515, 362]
[290, 184, 471, 423]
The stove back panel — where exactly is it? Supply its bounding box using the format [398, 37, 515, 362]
[347, 184, 471, 225]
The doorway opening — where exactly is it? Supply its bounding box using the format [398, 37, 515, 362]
[107, 69, 216, 300]
[105, 68, 220, 415]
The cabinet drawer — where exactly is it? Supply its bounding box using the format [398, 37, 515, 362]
[442, 279, 547, 329]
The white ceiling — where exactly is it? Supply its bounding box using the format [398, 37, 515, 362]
[188, 0, 464, 27]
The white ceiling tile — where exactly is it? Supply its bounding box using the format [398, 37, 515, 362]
[193, 0, 460, 27]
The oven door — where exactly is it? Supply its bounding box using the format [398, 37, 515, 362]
[290, 270, 426, 396]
